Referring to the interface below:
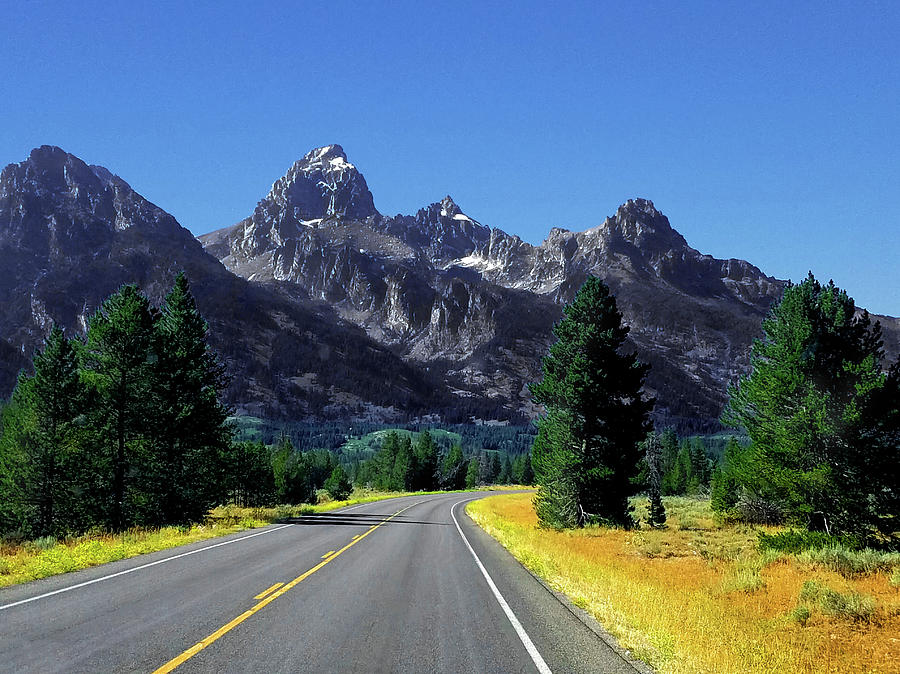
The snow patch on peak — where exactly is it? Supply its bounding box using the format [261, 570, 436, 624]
[329, 156, 354, 170]
[454, 253, 504, 273]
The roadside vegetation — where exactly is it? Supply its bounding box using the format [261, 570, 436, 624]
[469, 492, 900, 673]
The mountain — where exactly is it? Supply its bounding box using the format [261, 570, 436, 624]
[0, 146, 444, 420]
[3, 144, 897, 432]
[202, 145, 900, 432]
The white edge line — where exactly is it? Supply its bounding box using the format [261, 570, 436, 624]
[0, 523, 294, 611]
[451, 499, 552, 674]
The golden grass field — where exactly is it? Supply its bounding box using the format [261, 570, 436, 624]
[467, 493, 900, 674]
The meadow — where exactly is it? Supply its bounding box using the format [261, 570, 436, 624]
[468, 493, 900, 674]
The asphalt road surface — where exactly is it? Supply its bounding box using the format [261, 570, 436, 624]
[0, 491, 642, 673]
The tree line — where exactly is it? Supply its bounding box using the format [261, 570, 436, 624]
[352, 430, 534, 492]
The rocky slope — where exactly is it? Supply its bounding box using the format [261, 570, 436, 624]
[0, 146, 444, 420]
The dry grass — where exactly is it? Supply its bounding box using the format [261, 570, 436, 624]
[467, 493, 900, 674]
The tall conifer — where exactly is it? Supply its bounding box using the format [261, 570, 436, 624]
[530, 276, 652, 527]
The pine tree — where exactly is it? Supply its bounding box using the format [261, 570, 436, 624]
[81, 284, 157, 531]
[532, 410, 580, 528]
[227, 440, 275, 506]
[644, 433, 667, 527]
[413, 430, 438, 490]
[5, 326, 87, 536]
[373, 431, 401, 491]
[498, 455, 513, 485]
[391, 435, 414, 491]
[710, 437, 743, 515]
[441, 444, 466, 490]
[465, 457, 481, 489]
[154, 273, 230, 523]
[520, 452, 534, 485]
[483, 452, 501, 484]
[324, 464, 353, 500]
[530, 277, 652, 527]
[272, 436, 316, 504]
[689, 438, 710, 491]
[659, 429, 680, 495]
[723, 273, 900, 536]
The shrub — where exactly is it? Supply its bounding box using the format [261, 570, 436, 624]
[735, 493, 783, 525]
[799, 580, 824, 603]
[27, 536, 58, 552]
[798, 580, 876, 622]
[818, 588, 875, 622]
[788, 605, 811, 625]
[758, 529, 861, 554]
[796, 546, 900, 577]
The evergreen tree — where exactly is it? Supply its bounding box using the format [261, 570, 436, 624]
[644, 433, 667, 527]
[227, 440, 275, 506]
[8, 327, 87, 536]
[271, 436, 317, 504]
[659, 429, 680, 495]
[391, 435, 414, 491]
[710, 437, 743, 515]
[532, 411, 580, 528]
[482, 452, 501, 484]
[520, 452, 534, 485]
[324, 464, 353, 501]
[153, 273, 230, 523]
[512, 452, 535, 485]
[465, 457, 481, 489]
[441, 444, 466, 490]
[723, 274, 900, 536]
[413, 430, 439, 490]
[81, 284, 157, 530]
[689, 438, 710, 491]
[530, 277, 652, 527]
[372, 431, 401, 490]
[498, 455, 513, 485]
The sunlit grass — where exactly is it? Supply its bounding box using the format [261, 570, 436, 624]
[467, 493, 900, 674]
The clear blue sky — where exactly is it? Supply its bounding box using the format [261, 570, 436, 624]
[3, 1, 899, 315]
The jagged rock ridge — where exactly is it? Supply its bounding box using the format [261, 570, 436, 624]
[4, 144, 898, 432]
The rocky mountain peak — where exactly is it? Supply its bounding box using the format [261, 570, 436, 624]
[439, 195, 462, 218]
[0, 146, 183, 258]
[597, 197, 688, 254]
[262, 144, 378, 223]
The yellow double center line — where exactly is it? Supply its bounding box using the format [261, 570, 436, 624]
[153, 503, 416, 673]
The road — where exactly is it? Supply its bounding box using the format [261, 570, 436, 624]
[0, 492, 641, 673]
